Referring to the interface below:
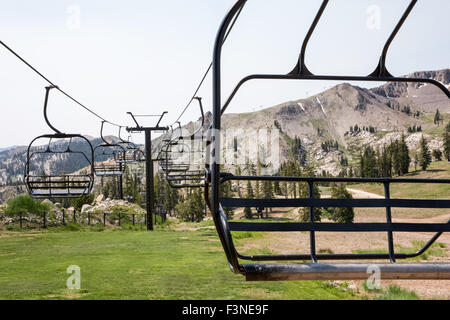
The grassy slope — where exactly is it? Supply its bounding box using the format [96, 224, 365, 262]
[351, 161, 450, 199]
[348, 161, 450, 219]
[0, 229, 357, 300]
[420, 112, 449, 136]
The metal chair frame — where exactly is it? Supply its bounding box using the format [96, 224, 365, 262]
[114, 127, 146, 164]
[161, 97, 207, 188]
[93, 121, 126, 177]
[208, 0, 450, 280]
[24, 86, 95, 199]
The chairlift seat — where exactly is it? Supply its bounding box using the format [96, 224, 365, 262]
[93, 143, 126, 176]
[27, 174, 93, 198]
[25, 133, 95, 199]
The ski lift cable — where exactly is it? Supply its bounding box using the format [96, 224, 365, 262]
[0, 40, 125, 128]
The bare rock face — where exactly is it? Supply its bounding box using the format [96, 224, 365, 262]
[95, 194, 105, 204]
[81, 204, 93, 213]
[54, 203, 62, 208]
[42, 199, 53, 206]
[66, 207, 75, 216]
[76, 198, 145, 216]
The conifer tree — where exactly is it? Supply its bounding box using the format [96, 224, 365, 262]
[298, 167, 321, 222]
[399, 134, 411, 175]
[432, 149, 443, 161]
[434, 109, 442, 125]
[273, 179, 282, 195]
[419, 135, 432, 170]
[413, 153, 419, 171]
[243, 180, 254, 219]
[330, 184, 354, 223]
[220, 181, 234, 219]
[443, 124, 450, 161]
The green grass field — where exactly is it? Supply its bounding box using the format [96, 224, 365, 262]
[0, 227, 360, 300]
[4, 162, 447, 300]
[351, 161, 450, 199]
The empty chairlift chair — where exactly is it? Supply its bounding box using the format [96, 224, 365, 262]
[161, 97, 206, 188]
[93, 121, 126, 176]
[207, 0, 450, 281]
[25, 86, 95, 198]
[114, 127, 145, 164]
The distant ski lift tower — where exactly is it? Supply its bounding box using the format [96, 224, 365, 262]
[126, 112, 168, 231]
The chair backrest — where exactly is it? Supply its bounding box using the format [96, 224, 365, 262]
[207, 0, 450, 278]
[25, 134, 95, 198]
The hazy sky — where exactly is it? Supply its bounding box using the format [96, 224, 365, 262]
[1, 0, 448, 147]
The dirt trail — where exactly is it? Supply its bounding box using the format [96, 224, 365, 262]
[346, 188, 384, 199]
[234, 198, 450, 300]
[393, 212, 450, 223]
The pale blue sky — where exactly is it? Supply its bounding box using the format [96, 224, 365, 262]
[0, 0, 448, 146]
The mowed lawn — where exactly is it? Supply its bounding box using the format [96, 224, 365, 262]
[0, 228, 357, 300]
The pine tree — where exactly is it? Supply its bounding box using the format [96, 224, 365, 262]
[263, 180, 273, 199]
[330, 184, 354, 223]
[360, 146, 377, 178]
[380, 145, 392, 177]
[443, 125, 450, 161]
[399, 134, 410, 175]
[220, 181, 234, 219]
[298, 167, 321, 222]
[434, 109, 442, 125]
[243, 180, 254, 219]
[255, 160, 263, 198]
[280, 163, 288, 198]
[235, 166, 242, 197]
[413, 153, 419, 171]
[432, 149, 443, 161]
[175, 189, 205, 222]
[391, 140, 401, 176]
[348, 166, 354, 178]
[273, 179, 281, 195]
[418, 135, 432, 170]
[163, 181, 178, 214]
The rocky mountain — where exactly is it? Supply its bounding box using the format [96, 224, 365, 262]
[152, 69, 449, 176]
[370, 69, 450, 113]
[0, 136, 122, 186]
[0, 146, 18, 153]
[1, 69, 448, 200]
[218, 69, 449, 175]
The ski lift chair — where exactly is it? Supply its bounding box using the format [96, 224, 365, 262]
[25, 86, 94, 199]
[207, 0, 450, 281]
[162, 97, 207, 188]
[114, 127, 145, 164]
[161, 141, 191, 172]
[93, 121, 126, 176]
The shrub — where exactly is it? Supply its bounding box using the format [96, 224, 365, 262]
[243, 207, 253, 219]
[71, 194, 95, 211]
[375, 285, 419, 300]
[175, 192, 205, 222]
[5, 195, 51, 217]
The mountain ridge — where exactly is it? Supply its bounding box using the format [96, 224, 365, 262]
[0, 68, 448, 199]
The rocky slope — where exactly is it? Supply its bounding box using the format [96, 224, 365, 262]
[218, 69, 449, 175]
[1, 69, 448, 195]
